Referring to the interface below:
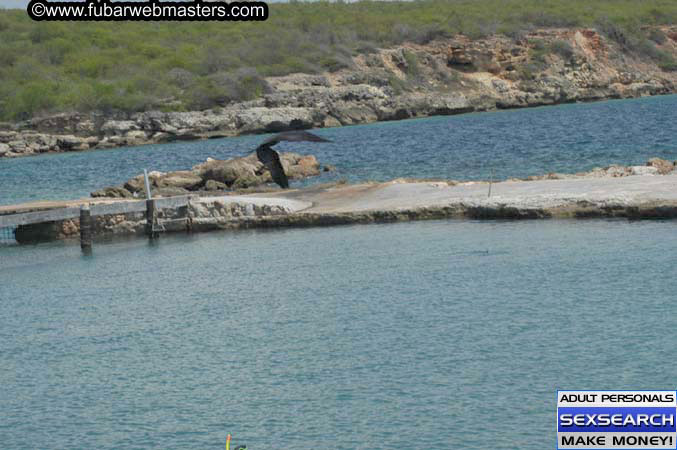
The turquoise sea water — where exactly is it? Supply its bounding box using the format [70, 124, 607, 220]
[2, 220, 677, 448]
[2, 96, 677, 449]
[1, 94, 676, 206]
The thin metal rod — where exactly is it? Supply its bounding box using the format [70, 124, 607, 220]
[144, 169, 152, 200]
[488, 168, 494, 198]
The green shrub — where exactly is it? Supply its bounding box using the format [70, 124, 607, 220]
[648, 28, 667, 45]
[598, 21, 675, 64]
[516, 64, 539, 81]
[318, 54, 354, 72]
[11, 81, 61, 120]
[402, 50, 421, 79]
[657, 52, 677, 72]
[183, 67, 271, 110]
[527, 40, 549, 70]
[549, 40, 574, 60]
[355, 42, 380, 55]
[387, 73, 408, 95]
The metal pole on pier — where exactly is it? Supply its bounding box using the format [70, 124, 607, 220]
[144, 169, 152, 201]
[80, 205, 93, 252]
[488, 167, 494, 198]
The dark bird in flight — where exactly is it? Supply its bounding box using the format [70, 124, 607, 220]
[254, 130, 331, 189]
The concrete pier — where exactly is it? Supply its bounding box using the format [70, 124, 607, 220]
[265, 173, 677, 219]
[3, 172, 677, 243]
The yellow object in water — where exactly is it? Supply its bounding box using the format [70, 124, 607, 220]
[226, 433, 231, 450]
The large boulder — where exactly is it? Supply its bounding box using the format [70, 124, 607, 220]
[124, 130, 149, 146]
[156, 171, 203, 190]
[100, 120, 139, 136]
[204, 180, 229, 191]
[233, 107, 316, 134]
[0, 131, 17, 143]
[123, 171, 167, 194]
[194, 155, 262, 186]
[647, 158, 674, 175]
[124, 174, 146, 194]
[231, 173, 266, 189]
[194, 153, 321, 187]
[56, 135, 89, 151]
[92, 152, 324, 198]
[284, 154, 321, 178]
[152, 186, 190, 197]
[91, 186, 134, 198]
[630, 166, 659, 176]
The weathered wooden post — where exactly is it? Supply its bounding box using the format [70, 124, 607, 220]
[80, 205, 92, 252]
[143, 169, 157, 239]
[146, 198, 158, 238]
[185, 197, 193, 233]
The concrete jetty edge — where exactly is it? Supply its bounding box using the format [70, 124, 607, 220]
[4, 171, 677, 244]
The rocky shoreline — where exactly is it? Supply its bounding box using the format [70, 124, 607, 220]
[1, 27, 676, 159]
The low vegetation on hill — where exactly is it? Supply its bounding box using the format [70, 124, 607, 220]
[0, 0, 675, 121]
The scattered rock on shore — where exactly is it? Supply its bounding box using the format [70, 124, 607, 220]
[516, 158, 675, 182]
[205, 180, 229, 191]
[647, 157, 675, 175]
[91, 186, 135, 198]
[91, 152, 323, 198]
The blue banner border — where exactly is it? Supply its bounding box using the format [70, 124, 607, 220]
[556, 390, 677, 450]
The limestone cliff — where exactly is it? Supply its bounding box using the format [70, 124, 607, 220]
[1, 27, 676, 158]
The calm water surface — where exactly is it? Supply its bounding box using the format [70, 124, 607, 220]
[2, 219, 677, 449]
[1, 96, 677, 448]
[1, 95, 676, 206]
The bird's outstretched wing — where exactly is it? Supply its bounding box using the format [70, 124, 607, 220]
[254, 130, 330, 188]
[258, 148, 289, 188]
[262, 130, 331, 147]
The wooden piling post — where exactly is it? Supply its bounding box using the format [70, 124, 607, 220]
[143, 169, 159, 239]
[185, 197, 193, 233]
[80, 205, 92, 251]
[146, 198, 158, 239]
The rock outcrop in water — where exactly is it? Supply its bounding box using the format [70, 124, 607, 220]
[506, 158, 677, 181]
[91, 152, 325, 198]
[1, 26, 676, 158]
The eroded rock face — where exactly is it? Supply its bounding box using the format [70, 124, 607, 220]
[91, 152, 322, 198]
[3, 26, 676, 158]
